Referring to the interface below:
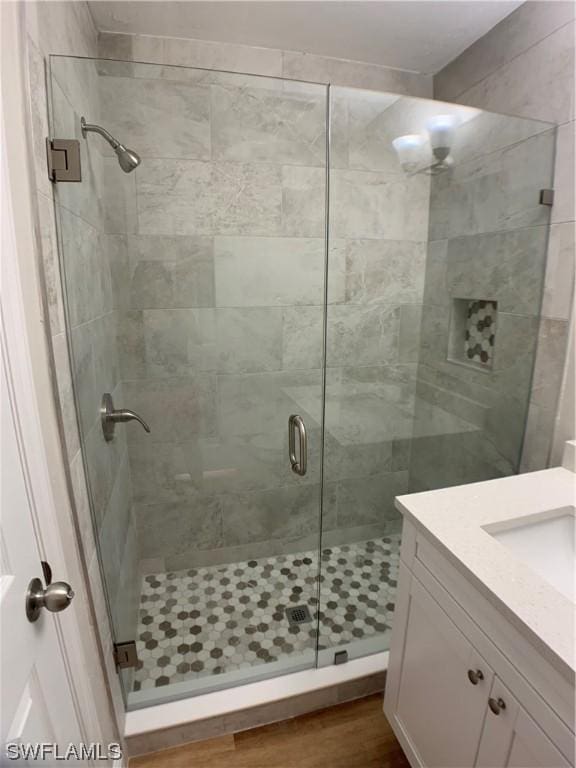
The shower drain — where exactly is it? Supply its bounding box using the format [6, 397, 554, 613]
[285, 605, 312, 626]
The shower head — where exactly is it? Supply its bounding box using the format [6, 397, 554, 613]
[115, 145, 141, 173]
[80, 117, 141, 173]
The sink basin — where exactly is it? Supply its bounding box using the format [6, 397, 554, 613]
[487, 507, 575, 602]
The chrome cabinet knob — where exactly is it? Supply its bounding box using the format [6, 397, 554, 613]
[488, 697, 506, 715]
[467, 669, 484, 685]
[26, 577, 74, 622]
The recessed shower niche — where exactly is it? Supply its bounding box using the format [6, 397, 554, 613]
[448, 298, 498, 371]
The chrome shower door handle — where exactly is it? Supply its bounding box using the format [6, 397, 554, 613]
[101, 393, 150, 442]
[288, 414, 307, 476]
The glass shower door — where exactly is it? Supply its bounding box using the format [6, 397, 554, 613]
[49, 55, 328, 706]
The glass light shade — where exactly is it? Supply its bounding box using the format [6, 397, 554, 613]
[426, 114, 458, 150]
[392, 134, 425, 170]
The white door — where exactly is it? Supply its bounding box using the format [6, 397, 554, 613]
[0, 91, 114, 762]
[0, 347, 84, 763]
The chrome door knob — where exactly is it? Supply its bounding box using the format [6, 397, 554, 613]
[26, 577, 75, 622]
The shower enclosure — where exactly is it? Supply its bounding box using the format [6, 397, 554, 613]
[48, 54, 556, 710]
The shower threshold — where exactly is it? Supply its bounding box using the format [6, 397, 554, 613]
[125, 650, 390, 745]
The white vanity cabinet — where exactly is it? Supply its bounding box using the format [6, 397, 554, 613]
[384, 522, 575, 768]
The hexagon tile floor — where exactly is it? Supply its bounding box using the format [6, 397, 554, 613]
[133, 534, 401, 691]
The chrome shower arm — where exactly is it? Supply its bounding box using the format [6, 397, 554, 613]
[80, 116, 121, 150]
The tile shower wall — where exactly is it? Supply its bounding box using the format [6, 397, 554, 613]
[434, 1, 575, 471]
[49, 56, 140, 646]
[97, 65, 328, 570]
[323, 89, 432, 542]
[409, 110, 555, 491]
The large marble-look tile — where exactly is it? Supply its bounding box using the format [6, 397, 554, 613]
[281, 165, 325, 237]
[124, 376, 218, 443]
[491, 313, 540, 395]
[399, 305, 423, 364]
[134, 496, 224, 560]
[36, 192, 65, 335]
[428, 129, 555, 240]
[102, 156, 137, 235]
[541, 223, 575, 321]
[139, 307, 284, 376]
[26, 36, 52, 198]
[282, 51, 432, 97]
[163, 36, 283, 78]
[100, 75, 211, 160]
[331, 168, 429, 241]
[336, 471, 407, 528]
[140, 309, 214, 377]
[444, 227, 549, 315]
[326, 304, 400, 366]
[454, 21, 575, 125]
[214, 236, 325, 307]
[214, 308, 284, 373]
[282, 306, 324, 370]
[211, 82, 325, 165]
[529, 317, 570, 411]
[137, 160, 283, 236]
[216, 370, 322, 437]
[345, 239, 426, 304]
[422, 239, 449, 307]
[551, 120, 575, 226]
[434, 1, 575, 101]
[128, 440, 203, 504]
[221, 485, 321, 547]
[323, 431, 394, 481]
[58, 207, 110, 326]
[118, 310, 146, 380]
[52, 333, 81, 461]
[127, 235, 214, 309]
[105, 234, 129, 310]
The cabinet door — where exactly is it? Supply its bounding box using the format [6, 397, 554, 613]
[477, 678, 571, 768]
[395, 577, 494, 768]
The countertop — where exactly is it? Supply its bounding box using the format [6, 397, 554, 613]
[395, 463, 575, 680]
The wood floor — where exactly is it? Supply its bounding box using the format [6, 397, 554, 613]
[130, 694, 410, 768]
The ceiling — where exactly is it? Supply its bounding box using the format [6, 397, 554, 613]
[88, 1, 523, 75]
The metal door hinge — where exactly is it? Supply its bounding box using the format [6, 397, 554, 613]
[334, 650, 348, 665]
[539, 189, 554, 206]
[113, 641, 138, 670]
[46, 137, 82, 182]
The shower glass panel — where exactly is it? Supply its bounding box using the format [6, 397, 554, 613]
[49, 55, 328, 707]
[318, 86, 555, 664]
[49, 51, 557, 710]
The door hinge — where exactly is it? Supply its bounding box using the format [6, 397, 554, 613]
[113, 641, 138, 670]
[539, 188, 554, 206]
[46, 137, 82, 182]
[334, 650, 348, 665]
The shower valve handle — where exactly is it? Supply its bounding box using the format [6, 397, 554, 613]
[101, 393, 150, 442]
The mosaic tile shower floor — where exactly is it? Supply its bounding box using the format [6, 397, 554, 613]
[133, 534, 401, 691]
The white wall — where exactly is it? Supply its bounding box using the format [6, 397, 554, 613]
[434, 0, 575, 470]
